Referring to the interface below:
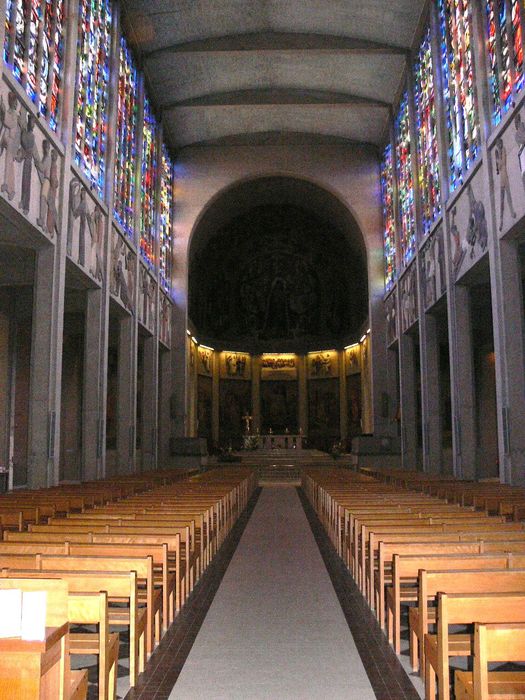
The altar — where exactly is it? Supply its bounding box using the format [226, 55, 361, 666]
[258, 434, 304, 450]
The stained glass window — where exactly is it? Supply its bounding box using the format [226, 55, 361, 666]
[114, 35, 138, 237]
[414, 26, 441, 235]
[381, 144, 396, 292]
[140, 96, 158, 268]
[73, 0, 112, 198]
[438, 0, 480, 191]
[4, 0, 64, 131]
[159, 144, 174, 292]
[485, 0, 524, 125]
[395, 92, 416, 266]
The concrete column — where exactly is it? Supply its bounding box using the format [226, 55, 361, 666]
[339, 350, 347, 444]
[251, 356, 261, 434]
[27, 245, 61, 488]
[421, 313, 443, 472]
[451, 286, 477, 479]
[141, 335, 157, 471]
[82, 289, 104, 480]
[212, 352, 220, 446]
[116, 316, 135, 473]
[398, 329, 418, 470]
[491, 238, 525, 485]
[298, 355, 308, 436]
[158, 346, 172, 467]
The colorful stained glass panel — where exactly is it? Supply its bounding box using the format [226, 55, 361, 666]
[73, 0, 112, 198]
[381, 144, 396, 292]
[159, 144, 174, 292]
[395, 92, 416, 266]
[140, 95, 157, 268]
[414, 26, 441, 235]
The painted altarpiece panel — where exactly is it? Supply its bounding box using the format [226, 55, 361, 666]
[307, 351, 338, 379]
[197, 375, 212, 443]
[219, 379, 251, 446]
[308, 378, 340, 451]
[345, 345, 361, 375]
[260, 380, 298, 433]
[197, 347, 213, 377]
[219, 352, 251, 380]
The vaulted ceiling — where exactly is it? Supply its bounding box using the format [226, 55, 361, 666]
[121, 0, 428, 151]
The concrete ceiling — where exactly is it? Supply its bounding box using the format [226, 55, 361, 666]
[121, 0, 427, 151]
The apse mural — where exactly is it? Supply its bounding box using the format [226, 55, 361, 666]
[448, 169, 489, 281]
[159, 293, 172, 348]
[68, 178, 105, 283]
[110, 228, 135, 313]
[420, 225, 446, 309]
[138, 264, 156, 333]
[0, 90, 62, 240]
[400, 264, 418, 332]
[385, 291, 398, 346]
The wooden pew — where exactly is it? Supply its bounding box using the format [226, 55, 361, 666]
[0, 577, 87, 700]
[68, 591, 119, 700]
[386, 553, 511, 654]
[0, 569, 146, 687]
[411, 568, 525, 677]
[455, 622, 525, 699]
[425, 592, 525, 700]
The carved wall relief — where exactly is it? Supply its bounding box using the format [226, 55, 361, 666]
[68, 177, 105, 283]
[400, 264, 418, 333]
[110, 228, 135, 314]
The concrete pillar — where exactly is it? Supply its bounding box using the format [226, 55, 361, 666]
[252, 356, 261, 434]
[141, 335, 157, 470]
[339, 350, 347, 444]
[212, 352, 220, 447]
[28, 245, 61, 488]
[450, 286, 477, 479]
[298, 355, 308, 436]
[421, 313, 443, 472]
[82, 289, 104, 480]
[158, 346, 172, 467]
[116, 316, 135, 474]
[398, 329, 418, 470]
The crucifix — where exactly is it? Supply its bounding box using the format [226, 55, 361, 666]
[242, 411, 253, 435]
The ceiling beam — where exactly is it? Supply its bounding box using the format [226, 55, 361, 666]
[144, 31, 409, 60]
[161, 88, 392, 111]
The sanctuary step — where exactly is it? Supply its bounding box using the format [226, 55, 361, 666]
[228, 449, 353, 485]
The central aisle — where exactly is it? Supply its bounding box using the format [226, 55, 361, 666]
[170, 487, 376, 700]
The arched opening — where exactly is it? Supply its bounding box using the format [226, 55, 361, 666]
[187, 176, 370, 450]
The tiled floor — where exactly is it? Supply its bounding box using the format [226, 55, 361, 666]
[122, 485, 422, 700]
[123, 487, 262, 700]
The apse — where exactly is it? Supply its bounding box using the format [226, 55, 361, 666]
[188, 176, 368, 353]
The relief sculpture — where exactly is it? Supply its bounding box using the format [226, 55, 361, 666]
[68, 178, 105, 282]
